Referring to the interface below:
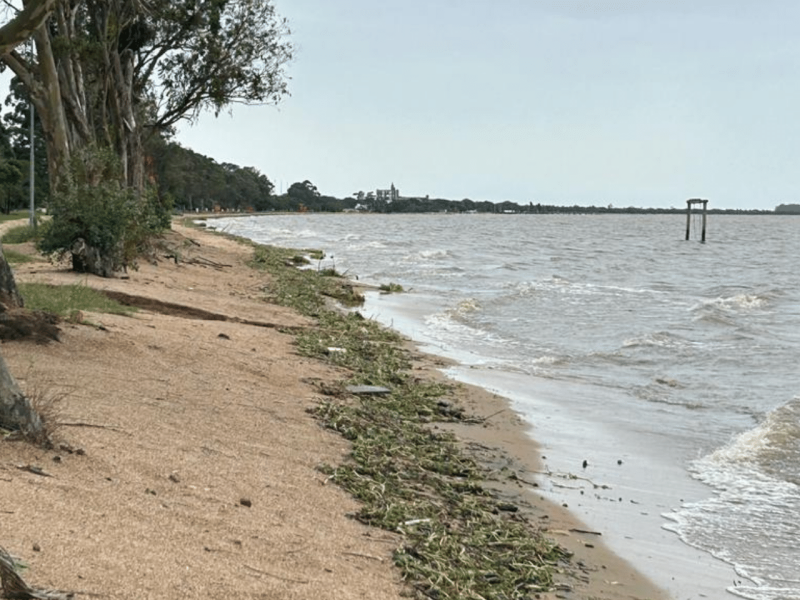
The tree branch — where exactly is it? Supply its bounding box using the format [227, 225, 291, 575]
[0, 0, 58, 55]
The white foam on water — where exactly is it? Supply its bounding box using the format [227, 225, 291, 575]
[664, 398, 800, 600]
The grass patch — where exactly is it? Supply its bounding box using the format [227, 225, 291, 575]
[18, 283, 136, 320]
[0, 211, 30, 224]
[2, 248, 38, 264]
[22, 375, 67, 447]
[246, 237, 569, 599]
[2, 224, 40, 244]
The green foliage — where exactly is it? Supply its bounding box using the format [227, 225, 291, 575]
[249, 244, 364, 315]
[37, 146, 169, 270]
[18, 282, 136, 320]
[147, 137, 275, 212]
[0, 121, 25, 214]
[379, 282, 404, 294]
[287, 180, 320, 203]
[1, 77, 50, 210]
[295, 298, 566, 599]
[151, 0, 293, 127]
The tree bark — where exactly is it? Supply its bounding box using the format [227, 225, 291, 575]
[0, 244, 23, 309]
[0, 351, 44, 439]
[71, 238, 117, 278]
[0, 247, 44, 439]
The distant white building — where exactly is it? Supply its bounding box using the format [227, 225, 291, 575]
[376, 183, 400, 203]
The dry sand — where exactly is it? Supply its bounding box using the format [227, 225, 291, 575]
[0, 220, 669, 599]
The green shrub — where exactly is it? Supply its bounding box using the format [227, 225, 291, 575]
[37, 145, 171, 272]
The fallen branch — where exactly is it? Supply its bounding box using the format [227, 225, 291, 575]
[569, 528, 602, 536]
[186, 256, 232, 269]
[479, 408, 506, 423]
[530, 468, 612, 490]
[16, 465, 52, 478]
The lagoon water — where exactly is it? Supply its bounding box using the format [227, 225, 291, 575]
[209, 213, 800, 600]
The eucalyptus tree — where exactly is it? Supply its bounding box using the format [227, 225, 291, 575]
[1, 0, 292, 274]
[0, 0, 58, 440]
[0, 0, 292, 436]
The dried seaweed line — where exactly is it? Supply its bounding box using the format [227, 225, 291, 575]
[0, 546, 73, 599]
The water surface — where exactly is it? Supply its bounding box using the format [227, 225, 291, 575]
[210, 213, 800, 600]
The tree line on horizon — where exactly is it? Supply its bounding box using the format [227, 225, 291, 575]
[2, 97, 782, 217]
[3, 106, 783, 216]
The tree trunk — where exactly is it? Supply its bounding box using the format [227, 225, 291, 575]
[0, 351, 44, 439]
[70, 238, 117, 278]
[0, 247, 45, 440]
[32, 24, 73, 194]
[0, 245, 23, 310]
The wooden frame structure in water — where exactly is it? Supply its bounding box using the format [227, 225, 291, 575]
[685, 199, 708, 242]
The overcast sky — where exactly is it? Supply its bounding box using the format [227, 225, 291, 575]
[4, 1, 800, 209]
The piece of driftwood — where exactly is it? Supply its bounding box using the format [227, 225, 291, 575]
[345, 385, 391, 395]
[569, 528, 603, 536]
[0, 545, 73, 599]
[185, 256, 232, 269]
[59, 422, 127, 434]
[16, 465, 52, 478]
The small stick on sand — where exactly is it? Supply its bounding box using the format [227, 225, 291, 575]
[479, 408, 506, 422]
[60, 422, 129, 434]
[16, 465, 53, 478]
[242, 565, 309, 584]
[342, 552, 385, 562]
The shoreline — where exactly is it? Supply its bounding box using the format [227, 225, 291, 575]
[1, 220, 667, 599]
[359, 288, 741, 599]
[405, 348, 671, 600]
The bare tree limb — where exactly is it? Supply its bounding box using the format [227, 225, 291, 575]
[0, 0, 57, 55]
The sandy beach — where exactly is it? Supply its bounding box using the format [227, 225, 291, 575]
[0, 219, 667, 599]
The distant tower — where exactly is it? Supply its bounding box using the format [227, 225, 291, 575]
[376, 183, 401, 203]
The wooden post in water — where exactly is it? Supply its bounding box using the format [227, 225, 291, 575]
[685, 199, 709, 242]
